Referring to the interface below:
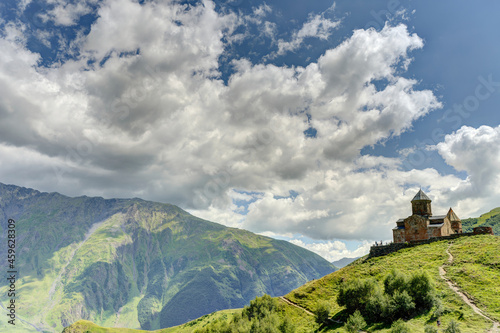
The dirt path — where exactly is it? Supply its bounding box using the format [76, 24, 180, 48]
[279, 296, 356, 329]
[279, 296, 314, 316]
[440, 243, 499, 333]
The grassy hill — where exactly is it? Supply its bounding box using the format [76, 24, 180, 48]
[63, 234, 500, 332]
[462, 207, 500, 235]
[0, 183, 335, 332]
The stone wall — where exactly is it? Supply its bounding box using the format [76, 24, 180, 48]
[473, 226, 494, 235]
[369, 230, 494, 258]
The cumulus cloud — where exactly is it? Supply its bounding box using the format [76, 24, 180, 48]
[1, 0, 492, 247]
[43, 0, 99, 26]
[289, 239, 372, 262]
[276, 5, 341, 55]
[433, 125, 500, 214]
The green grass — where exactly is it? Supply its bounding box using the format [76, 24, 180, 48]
[63, 234, 500, 333]
[446, 235, 500, 321]
[285, 236, 497, 332]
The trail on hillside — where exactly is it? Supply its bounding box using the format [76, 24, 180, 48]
[439, 243, 499, 333]
[279, 296, 314, 316]
[279, 296, 350, 328]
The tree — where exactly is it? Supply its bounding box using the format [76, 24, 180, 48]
[344, 310, 366, 333]
[384, 269, 408, 296]
[407, 272, 436, 310]
[390, 290, 415, 319]
[314, 300, 331, 325]
[243, 294, 281, 320]
[424, 325, 438, 333]
[337, 278, 378, 313]
[389, 319, 410, 333]
[249, 312, 280, 333]
[433, 298, 444, 318]
[444, 320, 461, 333]
[278, 316, 295, 333]
[364, 290, 389, 322]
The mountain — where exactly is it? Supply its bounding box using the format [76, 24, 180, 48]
[462, 207, 500, 235]
[331, 257, 360, 268]
[64, 233, 500, 332]
[0, 183, 335, 332]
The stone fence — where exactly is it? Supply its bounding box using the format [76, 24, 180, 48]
[369, 227, 494, 258]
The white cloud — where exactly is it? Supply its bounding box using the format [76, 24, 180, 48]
[17, 0, 33, 12]
[276, 5, 341, 55]
[44, 0, 99, 26]
[433, 125, 500, 215]
[1, 0, 494, 248]
[289, 239, 372, 262]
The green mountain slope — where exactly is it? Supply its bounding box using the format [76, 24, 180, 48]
[0, 183, 335, 332]
[63, 234, 500, 332]
[462, 207, 500, 234]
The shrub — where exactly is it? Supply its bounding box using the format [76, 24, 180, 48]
[337, 270, 438, 325]
[278, 316, 295, 333]
[424, 325, 438, 333]
[390, 290, 415, 319]
[444, 320, 461, 333]
[407, 272, 436, 310]
[314, 300, 331, 325]
[337, 278, 378, 313]
[433, 298, 444, 318]
[242, 294, 281, 320]
[364, 290, 389, 322]
[384, 269, 408, 296]
[344, 310, 366, 333]
[249, 312, 281, 333]
[389, 319, 410, 333]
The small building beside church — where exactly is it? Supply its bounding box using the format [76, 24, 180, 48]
[393, 189, 463, 243]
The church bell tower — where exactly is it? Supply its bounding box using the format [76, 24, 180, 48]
[411, 189, 432, 216]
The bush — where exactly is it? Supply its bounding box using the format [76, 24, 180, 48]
[364, 290, 389, 322]
[389, 319, 410, 333]
[337, 278, 378, 313]
[195, 294, 293, 333]
[390, 290, 415, 319]
[314, 300, 331, 325]
[242, 294, 281, 320]
[338, 269, 438, 324]
[249, 312, 281, 333]
[344, 310, 366, 333]
[433, 298, 444, 318]
[424, 325, 438, 333]
[407, 272, 436, 310]
[278, 316, 295, 333]
[444, 320, 461, 333]
[384, 269, 408, 296]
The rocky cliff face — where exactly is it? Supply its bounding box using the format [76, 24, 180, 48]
[0, 183, 335, 332]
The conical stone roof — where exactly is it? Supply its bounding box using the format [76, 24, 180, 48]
[447, 208, 460, 221]
[412, 189, 431, 202]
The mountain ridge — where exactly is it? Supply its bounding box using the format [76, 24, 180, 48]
[0, 182, 335, 332]
[331, 257, 360, 269]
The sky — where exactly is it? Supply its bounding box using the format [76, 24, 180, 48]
[0, 0, 499, 261]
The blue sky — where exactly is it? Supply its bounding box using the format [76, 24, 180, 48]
[0, 0, 499, 260]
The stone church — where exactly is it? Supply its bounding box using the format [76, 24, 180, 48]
[393, 189, 463, 243]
